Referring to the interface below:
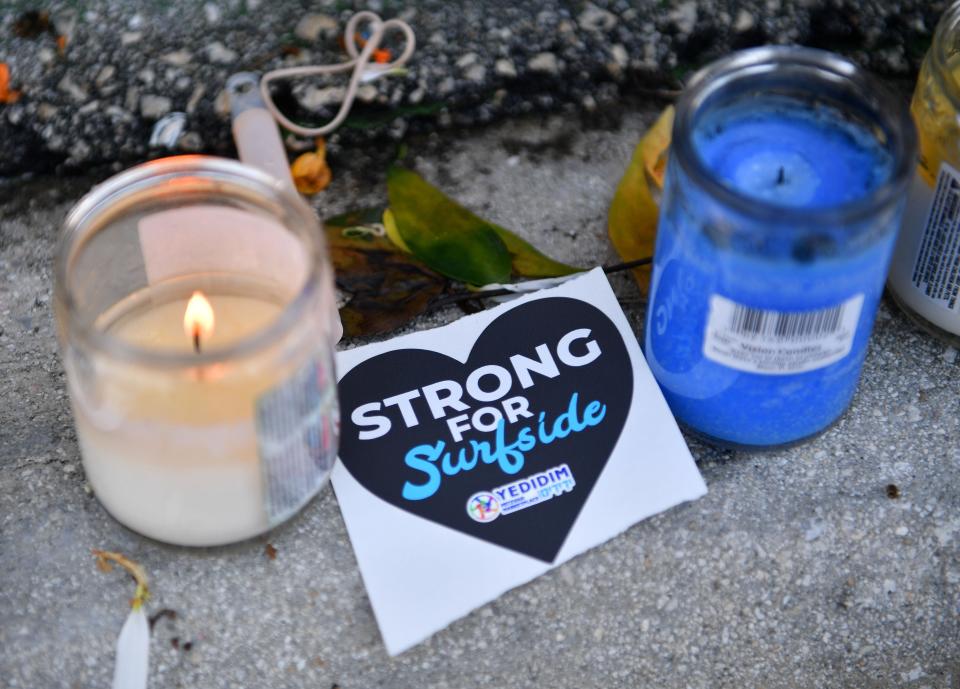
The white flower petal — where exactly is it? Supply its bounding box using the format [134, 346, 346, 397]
[112, 606, 149, 689]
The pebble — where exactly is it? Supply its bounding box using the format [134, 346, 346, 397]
[95, 65, 116, 87]
[456, 53, 479, 69]
[528, 52, 559, 75]
[495, 59, 517, 78]
[804, 522, 824, 542]
[140, 94, 172, 119]
[356, 84, 378, 103]
[186, 85, 206, 114]
[294, 14, 338, 42]
[465, 64, 486, 83]
[670, 1, 698, 35]
[206, 42, 238, 65]
[578, 3, 617, 32]
[57, 75, 89, 103]
[161, 50, 193, 67]
[734, 9, 756, 32]
[204, 3, 221, 25]
[120, 32, 142, 46]
[300, 85, 346, 110]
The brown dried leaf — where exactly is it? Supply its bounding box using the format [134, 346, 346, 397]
[326, 208, 448, 337]
[292, 138, 331, 195]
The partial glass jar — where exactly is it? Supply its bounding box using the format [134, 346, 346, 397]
[888, 0, 960, 346]
[54, 156, 340, 546]
[644, 47, 917, 449]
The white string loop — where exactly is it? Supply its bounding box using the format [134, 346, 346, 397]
[260, 11, 416, 137]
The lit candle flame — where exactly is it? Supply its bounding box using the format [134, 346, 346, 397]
[183, 291, 214, 350]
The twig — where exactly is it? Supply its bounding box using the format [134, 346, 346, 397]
[430, 256, 652, 309]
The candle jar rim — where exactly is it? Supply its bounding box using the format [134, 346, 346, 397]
[671, 46, 917, 227]
[55, 155, 328, 368]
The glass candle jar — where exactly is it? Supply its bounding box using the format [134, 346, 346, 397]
[644, 47, 917, 449]
[54, 156, 340, 546]
[888, 0, 960, 345]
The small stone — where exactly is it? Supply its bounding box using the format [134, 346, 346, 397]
[495, 59, 517, 78]
[214, 89, 231, 118]
[140, 95, 172, 119]
[206, 42, 237, 64]
[121, 32, 142, 46]
[294, 13, 338, 42]
[902, 667, 924, 682]
[456, 52, 478, 69]
[670, 1, 698, 35]
[578, 3, 617, 32]
[125, 86, 140, 112]
[178, 132, 203, 152]
[37, 103, 58, 121]
[408, 86, 425, 104]
[611, 44, 629, 68]
[942, 346, 957, 364]
[300, 85, 345, 110]
[355, 84, 378, 103]
[137, 68, 155, 86]
[906, 405, 921, 422]
[804, 522, 824, 542]
[204, 3, 221, 24]
[95, 65, 116, 87]
[161, 50, 193, 66]
[465, 64, 486, 83]
[734, 9, 755, 32]
[57, 75, 88, 103]
[582, 94, 597, 111]
[895, 526, 909, 537]
[528, 52, 559, 75]
[128, 13, 144, 29]
[438, 77, 456, 95]
[38, 48, 56, 66]
[186, 85, 205, 114]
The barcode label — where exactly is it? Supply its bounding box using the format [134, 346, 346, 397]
[910, 162, 960, 312]
[703, 294, 864, 375]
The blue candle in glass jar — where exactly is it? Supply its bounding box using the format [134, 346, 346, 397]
[645, 47, 917, 448]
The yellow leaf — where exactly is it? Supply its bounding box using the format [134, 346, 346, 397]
[291, 138, 331, 195]
[607, 106, 674, 294]
[382, 208, 412, 253]
[641, 105, 674, 190]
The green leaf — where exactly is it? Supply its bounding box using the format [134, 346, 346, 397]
[487, 222, 581, 278]
[387, 167, 582, 284]
[387, 167, 512, 285]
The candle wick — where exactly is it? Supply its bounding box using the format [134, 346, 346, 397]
[193, 328, 201, 354]
[776, 166, 786, 186]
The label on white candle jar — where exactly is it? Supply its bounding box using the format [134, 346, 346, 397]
[703, 294, 864, 375]
[255, 357, 338, 525]
[904, 162, 960, 313]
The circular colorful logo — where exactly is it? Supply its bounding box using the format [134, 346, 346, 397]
[466, 492, 501, 523]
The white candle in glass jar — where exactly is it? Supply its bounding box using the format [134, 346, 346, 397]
[56, 157, 339, 546]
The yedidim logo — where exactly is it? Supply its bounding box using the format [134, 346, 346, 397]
[466, 492, 501, 523]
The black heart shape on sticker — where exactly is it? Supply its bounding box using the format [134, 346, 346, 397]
[337, 297, 634, 563]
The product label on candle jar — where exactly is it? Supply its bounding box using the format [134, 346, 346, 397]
[255, 357, 338, 525]
[905, 162, 960, 313]
[703, 294, 864, 375]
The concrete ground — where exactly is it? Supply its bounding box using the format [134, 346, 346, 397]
[1, 108, 959, 688]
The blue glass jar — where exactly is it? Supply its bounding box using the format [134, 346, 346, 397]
[645, 47, 917, 448]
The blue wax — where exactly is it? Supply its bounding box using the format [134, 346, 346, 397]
[645, 96, 899, 447]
